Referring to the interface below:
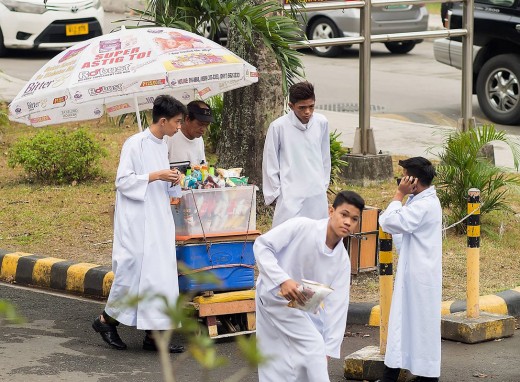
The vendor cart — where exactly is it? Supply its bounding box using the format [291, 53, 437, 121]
[172, 185, 259, 338]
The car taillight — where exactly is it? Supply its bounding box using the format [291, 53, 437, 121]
[444, 9, 452, 29]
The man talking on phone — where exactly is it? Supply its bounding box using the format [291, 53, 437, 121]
[377, 157, 442, 382]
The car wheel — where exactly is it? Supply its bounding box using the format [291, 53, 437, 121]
[384, 41, 416, 54]
[0, 28, 7, 57]
[476, 54, 520, 125]
[308, 17, 342, 58]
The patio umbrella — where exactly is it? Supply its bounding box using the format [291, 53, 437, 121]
[8, 26, 258, 130]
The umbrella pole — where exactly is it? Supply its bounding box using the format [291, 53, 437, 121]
[134, 95, 143, 132]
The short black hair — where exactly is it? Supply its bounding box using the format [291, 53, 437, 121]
[152, 95, 186, 123]
[332, 190, 365, 213]
[289, 81, 315, 104]
[398, 157, 436, 186]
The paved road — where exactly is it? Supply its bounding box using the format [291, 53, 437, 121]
[1, 283, 519, 382]
[1, 12, 516, 134]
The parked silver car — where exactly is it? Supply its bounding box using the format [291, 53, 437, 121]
[301, 2, 429, 57]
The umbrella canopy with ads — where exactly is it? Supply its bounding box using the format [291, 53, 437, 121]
[8, 27, 259, 130]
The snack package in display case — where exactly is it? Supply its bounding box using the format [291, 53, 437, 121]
[171, 185, 257, 238]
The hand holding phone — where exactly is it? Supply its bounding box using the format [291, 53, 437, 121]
[397, 175, 418, 194]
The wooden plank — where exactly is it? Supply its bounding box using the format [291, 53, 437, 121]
[176, 231, 261, 244]
[198, 300, 256, 317]
[206, 316, 218, 337]
[246, 312, 256, 331]
[209, 330, 255, 339]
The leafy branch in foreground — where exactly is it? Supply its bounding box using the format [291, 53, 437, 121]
[0, 300, 25, 325]
[111, 265, 265, 382]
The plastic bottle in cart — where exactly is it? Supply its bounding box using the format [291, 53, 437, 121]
[201, 165, 209, 181]
[192, 165, 202, 181]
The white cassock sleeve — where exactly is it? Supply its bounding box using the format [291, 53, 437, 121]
[322, 261, 350, 358]
[262, 123, 281, 206]
[321, 120, 331, 189]
[168, 184, 182, 198]
[379, 200, 426, 234]
[253, 220, 303, 292]
[115, 138, 149, 201]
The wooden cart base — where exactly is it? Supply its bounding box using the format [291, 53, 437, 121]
[193, 297, 256, 339]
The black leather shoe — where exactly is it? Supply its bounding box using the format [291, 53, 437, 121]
[142, 335, 185, 353]
[92, 317, 127, 350]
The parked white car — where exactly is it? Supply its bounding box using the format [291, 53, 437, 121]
[0, 0, 104, 56]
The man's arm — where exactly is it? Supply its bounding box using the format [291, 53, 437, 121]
[322, 262, 350, 358]
[321, 119, 331, 188]
[115, 139, 149, 201]
[262, 123, 281, 205]
[254, 218, 304, 292]
[379, 177, 424, 234]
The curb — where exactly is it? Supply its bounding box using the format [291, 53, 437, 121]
[350, 288, 520, 326]
[0, 251, 113, 299]
[1, 250, 519, 323]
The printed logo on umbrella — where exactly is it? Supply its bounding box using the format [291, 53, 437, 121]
[88, 84, 123, 96]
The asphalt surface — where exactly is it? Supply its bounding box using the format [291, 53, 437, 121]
[1, 282, 519, 382]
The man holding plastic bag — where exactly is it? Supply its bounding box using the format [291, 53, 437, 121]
[254, 191, 365, 382]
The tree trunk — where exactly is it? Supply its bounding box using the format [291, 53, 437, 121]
[216, 1, 284, 189]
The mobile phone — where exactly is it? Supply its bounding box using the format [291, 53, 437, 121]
[396, 176, 414, 186]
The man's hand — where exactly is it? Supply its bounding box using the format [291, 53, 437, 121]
[393, 175, 417, 201]
[150, 169, 181, 185]
[280, 279, 307, 306]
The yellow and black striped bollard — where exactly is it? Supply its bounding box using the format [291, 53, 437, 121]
[467, 188, 481, 318]
[378, 227, 393, 354]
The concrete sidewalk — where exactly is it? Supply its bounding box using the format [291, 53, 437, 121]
[321, 109, 520, 171]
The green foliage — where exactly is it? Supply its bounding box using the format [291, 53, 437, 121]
[433, 124, 520, 231]
[329, 129, 349, 184]
[0, 109, 7, 126]
[204, 95, 224, 153]
[114, 288, 265, 381]
[136, 0, 305, 94]
[0, 300, 24, 324]
[7, 128, 107, 184]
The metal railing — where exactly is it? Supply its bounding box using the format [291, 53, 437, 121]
[284, 0, 474, 155]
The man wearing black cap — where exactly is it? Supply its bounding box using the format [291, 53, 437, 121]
[165, 100, 214, 166]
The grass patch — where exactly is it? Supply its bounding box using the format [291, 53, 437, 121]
[1, 106, 519, 302]
[426, 2, 441, 15]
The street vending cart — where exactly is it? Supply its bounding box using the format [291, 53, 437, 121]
[172, 185, 259, 338]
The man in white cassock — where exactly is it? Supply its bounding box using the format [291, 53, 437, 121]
[377, 157, 442, 382]
[92, 95, 186, 354]
[254, 190, 365, 382]
[262, 81, 331, 227]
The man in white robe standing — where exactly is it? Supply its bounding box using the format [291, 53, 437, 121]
[254, 190, 365, 382]
[377, 157, 442, 382]
[262, 81, 331, 227]
[92, 95, 186, 353]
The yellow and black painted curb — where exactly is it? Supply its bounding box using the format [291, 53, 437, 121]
[2, 249, 520, 321]
[354, 288, 520, 326]
[0, 250, 113, 298]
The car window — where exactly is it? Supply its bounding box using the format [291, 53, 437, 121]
[477, 0, 515, 7]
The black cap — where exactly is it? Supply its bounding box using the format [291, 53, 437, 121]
[187, 103, 214, 123]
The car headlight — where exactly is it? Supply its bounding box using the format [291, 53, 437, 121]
[0, 0, 47, 14]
